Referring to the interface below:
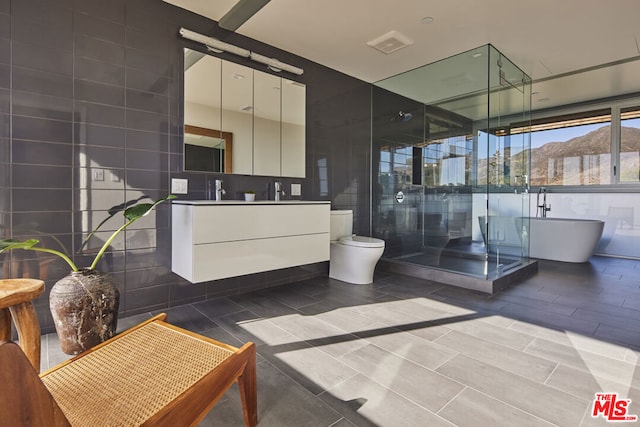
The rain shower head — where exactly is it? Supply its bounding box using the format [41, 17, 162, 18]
[398, 111, 413, 122]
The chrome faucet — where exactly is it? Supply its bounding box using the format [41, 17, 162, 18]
[214, 179, 226, 201]
[274, 181, 286, 201]
[536, 187, 551, 218]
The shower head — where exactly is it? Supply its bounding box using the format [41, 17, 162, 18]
[398, 111, 413, 122]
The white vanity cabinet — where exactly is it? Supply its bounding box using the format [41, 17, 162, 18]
[172, 201, 330, 283]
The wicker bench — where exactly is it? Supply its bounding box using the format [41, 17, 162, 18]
[0, 313, 257, 427]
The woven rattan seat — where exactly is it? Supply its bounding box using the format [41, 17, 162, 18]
[0, 313, 257, 427]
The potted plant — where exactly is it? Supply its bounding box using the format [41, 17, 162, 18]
[0, 194, 176, 354]
[244, 190, 256, 202]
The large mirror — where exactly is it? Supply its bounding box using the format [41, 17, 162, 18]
[183, 48, 306, 177]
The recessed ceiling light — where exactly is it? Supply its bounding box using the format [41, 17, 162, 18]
[538, 97, 549, 102]
[233, 74, 245, 79]
[421, 16, 434, 24]
[472, 52, 483, 58]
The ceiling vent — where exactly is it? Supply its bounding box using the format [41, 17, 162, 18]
[367, 30, 414, 54]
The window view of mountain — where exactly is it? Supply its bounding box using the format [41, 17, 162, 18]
[528, 125, 640, 185]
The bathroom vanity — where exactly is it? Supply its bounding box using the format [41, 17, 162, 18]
[171, 200, 330, 283]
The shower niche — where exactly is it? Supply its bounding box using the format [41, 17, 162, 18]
[371, 44, 537, 292]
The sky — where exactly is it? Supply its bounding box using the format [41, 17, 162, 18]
[530, 123, 609, 149]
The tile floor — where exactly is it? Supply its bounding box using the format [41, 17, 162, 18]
[42, 256, 640, 426]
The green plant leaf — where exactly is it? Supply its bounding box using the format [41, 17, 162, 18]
[0, 238, 40, 252]
[89, 194, 176, 270]
[0, 238, 78, 271]
[123, 195, 176, 222]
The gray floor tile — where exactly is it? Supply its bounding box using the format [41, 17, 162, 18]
[498, 302, 600, 335]
[115, 311, 154, 333]
[230, 294, 299, 318]
[193, 297, 246, 320]
[338, 343, 464, 412]
[438, 387, 555, 427]
[321, 373, 455, 427]
[525, 337, 638, 384]
[268, 313, 369, 358]
[445, 316, 535, 350]
[493, 292, 577, 316]
[263, 342, 359, 396]
[40, 256, 640, 427]
[512, 321, 630, 360]
[298, 302, 390, 335]
[545, 363, 640, 402]
[358, 328, 457, 370]
[199, 360, 343, 427]
[328, 418, 358, 427]
[434, 330, 557, 383]
[594, 323, 640, 351]
[256, 284, 320, 308]
[436, 354, 589, 426]
[152, 304, 217, 331]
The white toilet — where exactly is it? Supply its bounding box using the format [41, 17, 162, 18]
[329, 210, 385, 284]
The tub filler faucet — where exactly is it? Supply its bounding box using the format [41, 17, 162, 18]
[536, 187, 551, 218]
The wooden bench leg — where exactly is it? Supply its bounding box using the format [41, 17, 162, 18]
[237, 342, 258, 427]
[0, 307, 11, 342]
[10, 301, 41, 373]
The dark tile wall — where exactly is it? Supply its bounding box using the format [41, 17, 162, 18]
[0, 0, 372, 332]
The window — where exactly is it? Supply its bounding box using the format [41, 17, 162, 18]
[620, 106, 640, 184]
[528, 109, 612, 186]
[422, 135, 473, 186]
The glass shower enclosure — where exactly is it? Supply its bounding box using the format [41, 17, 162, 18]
[372, 45, 532, 282]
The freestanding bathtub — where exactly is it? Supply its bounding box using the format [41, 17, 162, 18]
[526, 217, 605, 263]
[480, 216, 605, 263]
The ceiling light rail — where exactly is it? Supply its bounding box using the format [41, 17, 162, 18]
[179, 27, 304, 76]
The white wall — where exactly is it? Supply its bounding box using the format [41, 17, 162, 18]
[530, 192, 640, 258]
[470, 191, 640, 259]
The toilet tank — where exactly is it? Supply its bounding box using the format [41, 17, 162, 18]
[330, 210, 353, 240]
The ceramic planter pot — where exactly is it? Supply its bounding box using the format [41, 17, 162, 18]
[49, 269, 119, 354]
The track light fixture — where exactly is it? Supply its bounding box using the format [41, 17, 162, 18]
[179, 27, 304, 76]
[179, 28, 250, 57]
[249, 52, 304, 75]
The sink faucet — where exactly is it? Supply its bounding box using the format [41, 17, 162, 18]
[214, 179, 226, 201]
[536, 187, 551, 218]
[274, 181, 286, 201]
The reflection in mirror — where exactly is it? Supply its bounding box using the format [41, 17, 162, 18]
[183, 48, 306, 177]
[184, 125, 233, 173]
[253, 71, 281, 176]
[221, 60, 253, 175]
[282, 79, 306, 177]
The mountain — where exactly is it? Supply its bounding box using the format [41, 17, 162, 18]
[473, 125, 640, 186]
[527, 125, 640, 185]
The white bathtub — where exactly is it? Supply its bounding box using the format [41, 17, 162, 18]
[526, 217, 605, 263]
[480, 216, 605, 263]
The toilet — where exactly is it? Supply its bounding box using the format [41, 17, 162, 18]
[329, 210, 385, 284]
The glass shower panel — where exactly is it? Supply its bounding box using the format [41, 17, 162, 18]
[372, 93, 426, 263]
[372, 45, 531, 280]
[484, 46, 531, 272]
